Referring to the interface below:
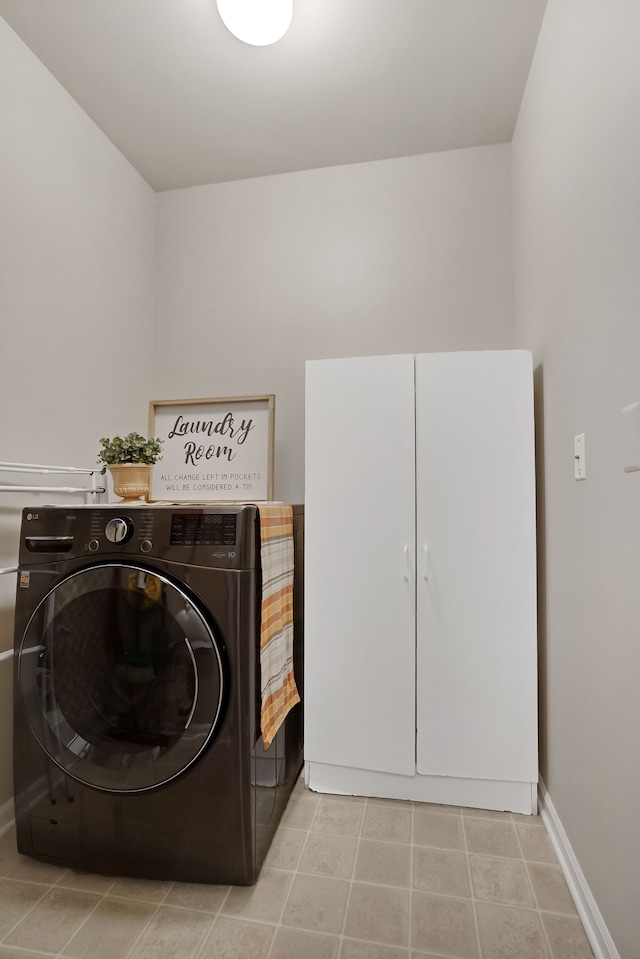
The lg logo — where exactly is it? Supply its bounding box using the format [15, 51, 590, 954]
[26, 513, 39, 521]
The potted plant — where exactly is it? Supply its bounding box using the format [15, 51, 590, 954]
[98, 432, 163, 503]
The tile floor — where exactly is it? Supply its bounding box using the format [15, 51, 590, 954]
[0, 781, 595, 959]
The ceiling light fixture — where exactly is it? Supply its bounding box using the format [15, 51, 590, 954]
[216, 0, 293, 46]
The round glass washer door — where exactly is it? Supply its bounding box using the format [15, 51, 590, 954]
[17, 563, 226, 793]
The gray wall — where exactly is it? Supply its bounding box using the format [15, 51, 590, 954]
[0, 20, 156, 806]
[155, 145, 516, 503]
[512, 1, 640, 955]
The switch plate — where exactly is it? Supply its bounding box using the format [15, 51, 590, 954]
[622, 402, 640, 472]
[574, 433, 586, 480]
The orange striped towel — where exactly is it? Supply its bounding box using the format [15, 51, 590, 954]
[258, 503, 300, 748]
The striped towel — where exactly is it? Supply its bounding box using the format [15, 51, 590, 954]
[258, 503, 300, 748]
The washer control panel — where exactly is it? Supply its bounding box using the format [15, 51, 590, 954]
[19, 505, 255, 569]
[88, 509, 154, 551]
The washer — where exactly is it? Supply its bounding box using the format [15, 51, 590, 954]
[13, 504, 304, 885]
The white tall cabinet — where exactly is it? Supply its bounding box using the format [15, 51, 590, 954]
[304, 351, 538, 814]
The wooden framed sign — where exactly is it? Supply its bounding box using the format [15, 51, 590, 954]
[148, 395, 275, 502]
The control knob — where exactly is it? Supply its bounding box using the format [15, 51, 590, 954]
[105, 517, 133, 544]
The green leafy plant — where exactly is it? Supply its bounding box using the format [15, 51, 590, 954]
[98, 432, 163, 466]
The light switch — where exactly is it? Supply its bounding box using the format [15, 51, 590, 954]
[622, 402, 640, 472]
[574, 433, 586, 480]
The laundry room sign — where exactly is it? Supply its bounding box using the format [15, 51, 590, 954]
[148, 395, 275, 502]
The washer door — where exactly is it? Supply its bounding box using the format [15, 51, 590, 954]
[18, 563, 226, 793]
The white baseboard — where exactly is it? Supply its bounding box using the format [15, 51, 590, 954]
[0, 797, 14, 837]
[538, 779, 620, 959]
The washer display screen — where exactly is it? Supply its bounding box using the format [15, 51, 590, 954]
[170, 513, 237, 547]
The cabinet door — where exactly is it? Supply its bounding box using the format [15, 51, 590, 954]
[415, 351, 538, 782]
[305, 354, 416, 776]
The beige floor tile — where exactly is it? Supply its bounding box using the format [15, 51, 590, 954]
[311, 800, 365, 837]
[222, 867, 292, 922]
[528, 863, 577, 915]
[412, 846, 470, 898]
[464, 818, 521, 859]
[517, 824, 559, 863]
[412, 811, 465, 851]
[270, 926, 340, 959]
[362, 805, 412, 843]
[299, 832, 358, 879]
[469, 854, 535, 907]
[107, 876, 172, 902]
[5, 886, 101, 954]
[321, 793, 366, 804]
[461, 806, 511, 821]
[164, 880, 229, 912]
[344, 883, 410, 947]
[280, 794, 320, 830]
[411, 953, 455, 959]
[410, 891, 479, 958]
[265, 827, 307, 870]
[512, 813, 545, 825]
[541, 913, 595, 958]
[0, 948, 58, 959]
[7, 856, 66, 885]
[198, 916, 274, 959]
[366, 797, 413, 809]
[0, 788, 594, 959]
[0, 879, 49, 939]
[354, 839, 412, 888]
[341, 941, 410, 958]
[291, 776, 308, 796]
[476, 901, 551, 959]
[282, 873, 350, 934]
[0, 832, 21, 878]
[61, 896, 156, 959]
[415, 802, 462, 815]
[127, 905, 214, 958]
[56, 868, 116, 894]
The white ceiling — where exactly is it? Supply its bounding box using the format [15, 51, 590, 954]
[0, 0, 547, 192]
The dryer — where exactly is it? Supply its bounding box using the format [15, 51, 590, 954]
[13, 504, 303, 884]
